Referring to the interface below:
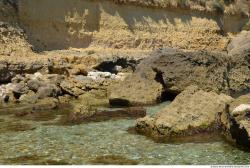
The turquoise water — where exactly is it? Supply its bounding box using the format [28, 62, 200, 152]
[0, 101, 249, 165]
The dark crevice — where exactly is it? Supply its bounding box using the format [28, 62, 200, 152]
[229, 115, 250, 149]
[153, 68, 178, 102]
[13, 91, 21, 100]
[94, 58, 140, 74]
[109, 98, 131, 107]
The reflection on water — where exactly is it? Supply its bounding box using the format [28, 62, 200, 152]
[0, 101, 250, 165]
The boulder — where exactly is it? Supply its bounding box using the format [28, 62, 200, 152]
[60, 78, 85, 97]
[136, 48, 230, 94]
[227, 31, 250, 96]
[108, 72, 163, 106]
[19, 90, 37, 104]
[27, 79, 43, 92]
[109, 46, 249, 103]
[222, 94, 250, 148]
[135, 86, 233, 140]
[36, 84, 61, 99]
[68, 64, 88, 76]
[12, 81, 29, 98]
[227, 31, 250, 56]
[108, 48, 231, 107]
[0, 83, 15, 103]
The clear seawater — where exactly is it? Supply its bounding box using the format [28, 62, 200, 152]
[0, 101, 249, 165]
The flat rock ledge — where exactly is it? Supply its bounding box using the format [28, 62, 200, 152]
[64, 106, 147, 124]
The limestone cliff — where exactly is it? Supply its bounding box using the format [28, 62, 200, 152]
[18, 0, 249, 52]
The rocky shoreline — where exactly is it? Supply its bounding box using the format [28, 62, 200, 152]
[0, 0, 250, 156]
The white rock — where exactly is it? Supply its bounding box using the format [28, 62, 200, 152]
[87, 71, 112, 80]
[232, 104, 250, 116]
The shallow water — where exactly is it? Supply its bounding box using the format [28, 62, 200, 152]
[0, 101, 250, 165]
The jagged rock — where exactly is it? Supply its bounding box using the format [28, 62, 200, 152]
[135, 86, 233, 140]
[27, 79, 43, 92]
[222, 94, 250, 148]
[11, 74, 26, 83]
[68, 64, 88, 76]
[36, 84, 62, 99]
[60, 79, 85, 97]
[19, 90, 37, 104]
[12, 81, 29, 97]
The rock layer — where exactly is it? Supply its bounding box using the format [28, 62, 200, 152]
[18, 0, 237, 51]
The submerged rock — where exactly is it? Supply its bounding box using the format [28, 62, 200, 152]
[135, 86, 233, 140]
[0, 122, 36, 133]
[0, 98, 58, 116]
[89, 155, 138, 165]
[65, 106, 146, 124]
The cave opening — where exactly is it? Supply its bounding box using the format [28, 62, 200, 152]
[94, 58, 139, 74]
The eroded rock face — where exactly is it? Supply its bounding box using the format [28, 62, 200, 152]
[222, 94, 250, 148]
[135, 86, 233, 140]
